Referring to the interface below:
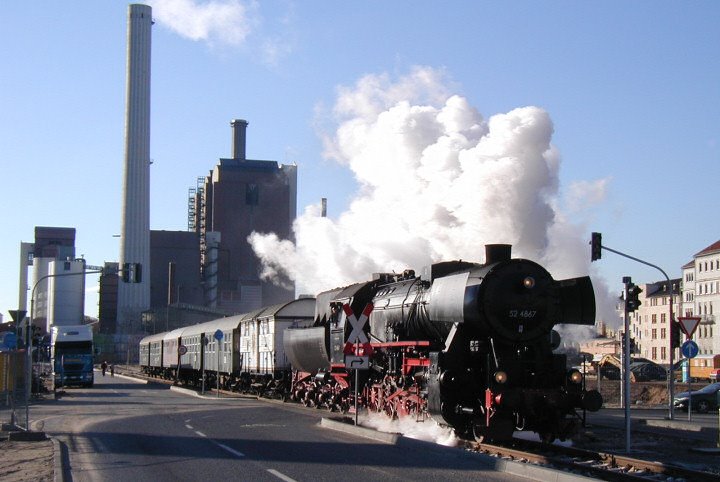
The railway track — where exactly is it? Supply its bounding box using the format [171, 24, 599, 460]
[469, 437, 718, 482]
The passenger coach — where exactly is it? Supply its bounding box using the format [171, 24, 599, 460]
[139, 298, 315, 388]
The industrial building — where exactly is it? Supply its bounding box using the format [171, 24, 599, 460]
[189, 119, 297, 314]
[14, 227, 85, 335]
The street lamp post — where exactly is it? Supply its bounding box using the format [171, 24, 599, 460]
[26, 264, 104, 430]
[595, 242, 677, 420]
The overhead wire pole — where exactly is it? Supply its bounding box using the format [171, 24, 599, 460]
[590, 233, 676, 420]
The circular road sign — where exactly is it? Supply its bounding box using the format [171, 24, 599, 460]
[681, 340, 699, 359]
[214, 329, 224, 341]
[178, 345, 188, 356]
[1, 332, 18, 350]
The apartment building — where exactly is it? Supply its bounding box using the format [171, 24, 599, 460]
[627, 278, 680, 366]
[681, 240, 720, 355]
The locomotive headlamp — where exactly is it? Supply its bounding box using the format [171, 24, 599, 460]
[522, 276, 535, 289]
[568, 369, 583, 384]
[494, 371, 508, 384]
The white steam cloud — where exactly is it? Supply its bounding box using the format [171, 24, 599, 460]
[249, 67, 606, 312]
[149, 0, 258, 47]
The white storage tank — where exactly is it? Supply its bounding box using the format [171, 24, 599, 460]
[47, 259, 85, 328]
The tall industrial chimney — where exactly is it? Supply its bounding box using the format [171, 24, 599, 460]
[117, 3, 152, 338]
[231, 119, 248, 160]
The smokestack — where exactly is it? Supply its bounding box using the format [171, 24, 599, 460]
[485, 244, 512, 264]
[118, 3, 152, 336]
[231, 119, 248, 160]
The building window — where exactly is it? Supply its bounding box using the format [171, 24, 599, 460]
[246, 183, 259, 205]
[651, 314, 657, 324]
[661, 328, 666, 339]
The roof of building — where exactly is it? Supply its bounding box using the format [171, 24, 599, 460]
[218, 158, 280, 172]
[644, 278, 681, 297]
[682, 260, 694, 269]
[695, 239, 720, 257]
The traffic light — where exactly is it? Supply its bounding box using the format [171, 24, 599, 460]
[671, 320, 681, 348]
[629, 336, 637, 354]
[590, 232, 602, 262]
[625, 283, 642, 312]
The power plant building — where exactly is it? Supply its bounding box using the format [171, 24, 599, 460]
[191, 120, 296, 313]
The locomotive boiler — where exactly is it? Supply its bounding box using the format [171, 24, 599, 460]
[284, 244, 602, 442]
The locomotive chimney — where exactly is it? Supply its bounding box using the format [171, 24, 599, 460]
[485, 244, 512, 264]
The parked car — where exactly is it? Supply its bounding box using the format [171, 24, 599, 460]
[597, 358, 666, 382]
[673, 382, 720, 413]
[629, 360, 667, 382]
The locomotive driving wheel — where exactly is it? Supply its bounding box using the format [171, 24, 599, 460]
[383, 400, 398, 419]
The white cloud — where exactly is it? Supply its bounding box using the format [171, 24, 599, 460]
[565, 178, 611, 213]
[149, 0, 259, 47]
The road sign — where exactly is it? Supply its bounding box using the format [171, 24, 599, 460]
[677, 316, 701, 339]
[681, 340, 699, 359]
[343, 302, 373, 344]
[214, 329, 224, 341]
[343, 341, 373, 357]
[344, 355, 370, 370]
[178, 345, 188, 356]
[0, 332, 17, 350]
[342, 303, 374, 370]
[8, 310, 26, 323]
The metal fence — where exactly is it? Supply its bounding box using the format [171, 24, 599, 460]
[1, 354, 51, 429]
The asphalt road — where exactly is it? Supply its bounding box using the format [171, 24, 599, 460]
[30, 374, 537, 482]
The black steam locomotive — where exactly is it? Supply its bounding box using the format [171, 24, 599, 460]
[285, 244, 602, 442]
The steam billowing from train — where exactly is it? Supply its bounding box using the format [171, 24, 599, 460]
[249, 67, 611, 321]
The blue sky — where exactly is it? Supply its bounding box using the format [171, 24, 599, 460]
[1, 1, 718, 326]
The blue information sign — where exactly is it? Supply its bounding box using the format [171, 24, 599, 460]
[681, 340, 699, 359]
[0, 332, 17, 350]
[214, 329, 224, 341]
